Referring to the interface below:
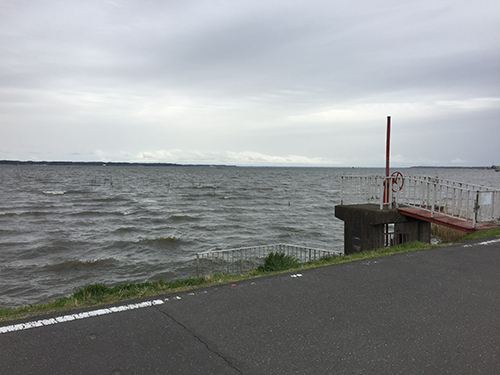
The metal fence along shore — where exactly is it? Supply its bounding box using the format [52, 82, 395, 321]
[340, 175, 500, 227]
[196, 244, 342, 277]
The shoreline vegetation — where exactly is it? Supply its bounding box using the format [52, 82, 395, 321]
[0, 160, 234, 168]
[1, 228, 499, 323]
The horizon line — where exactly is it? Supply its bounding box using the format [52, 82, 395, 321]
[0, 159, 496, 169]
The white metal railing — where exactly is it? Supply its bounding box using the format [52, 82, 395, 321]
[340, 175, 500, 228]
[340, 175, 388, 207]
[196, 243, 342, 277]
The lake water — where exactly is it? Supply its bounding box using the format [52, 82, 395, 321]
[1, 165, 499, 308]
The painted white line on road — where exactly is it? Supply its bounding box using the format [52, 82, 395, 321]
[463, 238, 500, 247]
[0, 299, 164, 335]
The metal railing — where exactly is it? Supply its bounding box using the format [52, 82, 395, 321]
[340, 175, 387, 207]
[196, 243, 342, 277]
[340, 175, 500, 228]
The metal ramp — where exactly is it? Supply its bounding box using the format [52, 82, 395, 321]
[397, 206, 500, 233]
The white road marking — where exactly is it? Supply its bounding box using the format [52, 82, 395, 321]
[463, 238, 500, 247]
[0, 299, 164, 334]
[2, 279, 264, 335]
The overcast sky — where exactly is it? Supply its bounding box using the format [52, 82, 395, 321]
[1, 0, 499, 167]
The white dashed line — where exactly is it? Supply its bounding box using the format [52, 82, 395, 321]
[0, 299, 164, 335]
[463, 238, 500, 247]
[2, 279, 265, 335]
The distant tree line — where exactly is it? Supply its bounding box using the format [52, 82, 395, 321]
[0, 160, 234, 168]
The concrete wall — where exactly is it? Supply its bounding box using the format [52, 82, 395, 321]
[335, 204, 431, 254]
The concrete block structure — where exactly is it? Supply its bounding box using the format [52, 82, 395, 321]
[335, 204, 430, 254]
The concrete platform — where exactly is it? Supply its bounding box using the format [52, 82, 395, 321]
[1, 238, 500, 374]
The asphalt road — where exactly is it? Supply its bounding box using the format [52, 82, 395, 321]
[1, 238, 500, 374]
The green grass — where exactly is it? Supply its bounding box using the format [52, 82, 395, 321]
[257, 252, 301, 272]
[2, 228, 499, 322]
[0, 277, 213, 322]
[461, 228, 500, 240]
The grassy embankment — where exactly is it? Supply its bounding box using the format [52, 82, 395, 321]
[1, 227, 499, 322]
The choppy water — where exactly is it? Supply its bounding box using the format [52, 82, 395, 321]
[1, 165, 499, 308]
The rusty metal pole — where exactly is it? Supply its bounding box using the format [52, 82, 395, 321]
[386, 116, 391, 178]
[383, 116, 391, 205]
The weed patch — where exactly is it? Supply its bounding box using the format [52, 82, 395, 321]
[257, 252, 300, 272]
[431, 223, 466, 243]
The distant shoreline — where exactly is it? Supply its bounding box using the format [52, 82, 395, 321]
[0, 160, 496, 169]
[0, 160, 234, 168]
[409, 165, 499, 170]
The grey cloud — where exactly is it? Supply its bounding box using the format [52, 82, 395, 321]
[1, 0, 499, 166]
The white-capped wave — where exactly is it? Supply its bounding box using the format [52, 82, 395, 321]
[43, 190, 66, 195]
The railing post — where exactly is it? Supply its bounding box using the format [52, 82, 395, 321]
[196, 254, 200, 278]
[473, 191, 480, 228]
[380, 178, 385, 210]
[458, 183, 463, 218]
[425, 180, 430, 209]
[394, 179, 400, 208]
[431, 180, 437, 218]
